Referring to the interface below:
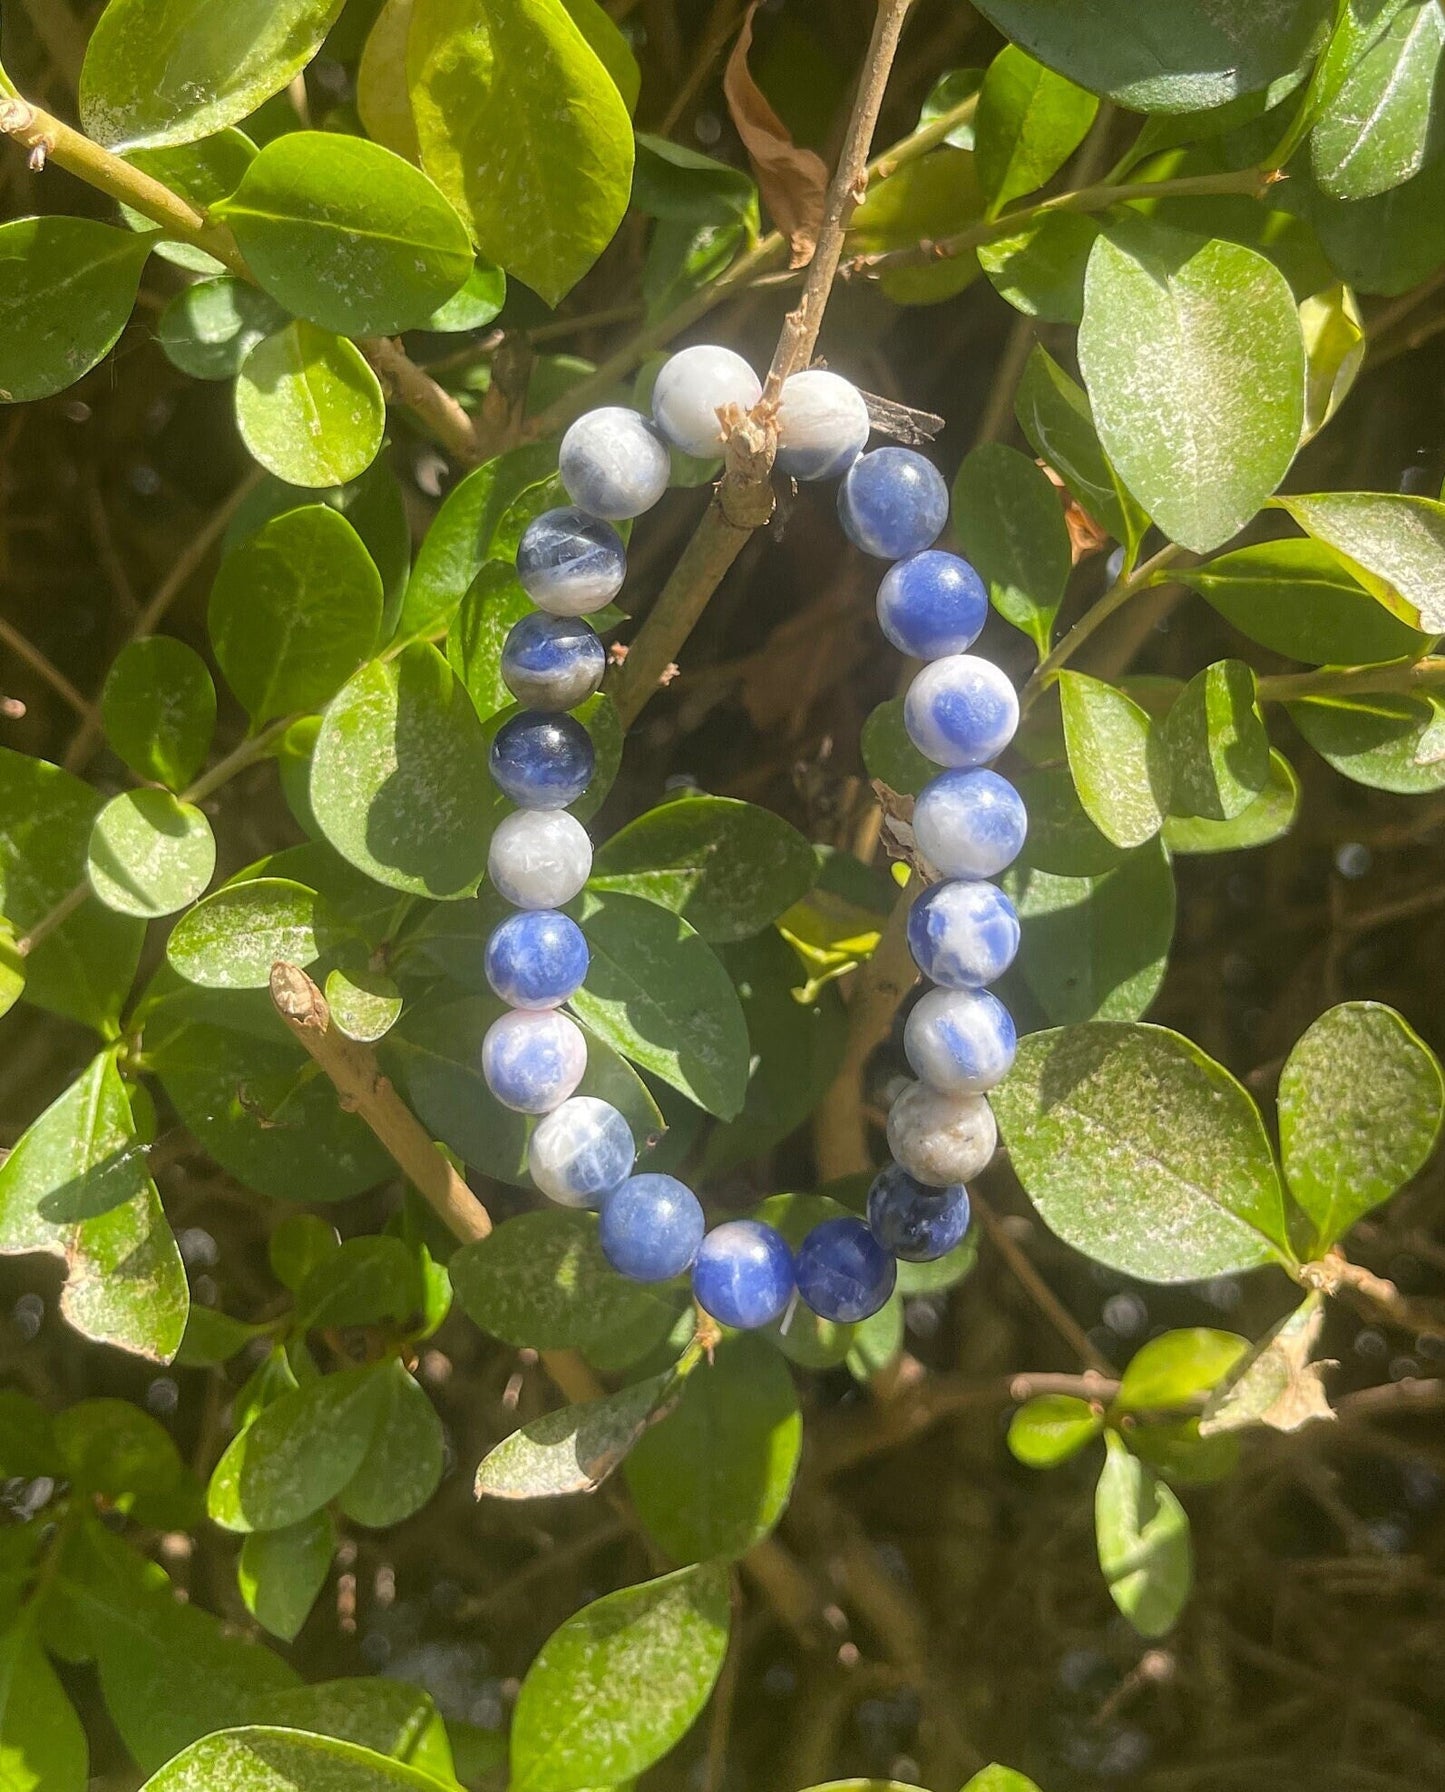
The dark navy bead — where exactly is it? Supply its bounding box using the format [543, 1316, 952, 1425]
[867, 1162, 972, 1262]
[599, 1174, 705, 1282]
[876, 551, 988, 660]
[904, 654, 1019, 767]
[794, 1216, 896, 1323]
[837, 447, 949, 560]
[515, 507, 627, 616]
[501, 612, 607, 712]
[691, 1220, 795, 1330]
[907, 880, 1020, 988]
[913, 768, 1028, 880]
[490, 712, 595, 810]
[485, 909, 589, 1010]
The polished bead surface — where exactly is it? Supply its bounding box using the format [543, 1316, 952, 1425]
[651, 344, 761, 458]
[905, 654, 1019, 768]
[912, 769, 1028, 879]
[837, 447, 949, 559]
[886, 1080, 997, 1186]
[490, 711, 595, 810]
[691, 1219, 795, 1330]
[515, 508, 627, 616]
[907, 879, 1020, 988]
[488, 810, 593, 910]
[558, 406, 670, 521]
[876, 550, 988, 659]
[599, 1174, 705, 1282]
[904, 986, 1017, 1095]
[528, 1096, 635, 1208]
[501, 612, 607, 712]
[485, 909, 589, 1010]
[794, 1216, 897, 1323]
[774, 369, 870, 480]
[481, 1008, 588, 1114]
[867, 1162, 973, 1262]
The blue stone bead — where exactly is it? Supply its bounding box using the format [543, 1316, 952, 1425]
[794, 1215, 896, 1323]
[913, 768, 1028, 880]
[490, 712, 595, 810]
[485, 909, 589, 1010]
[866, 1162, 972, 1262]
[482, 1008, 588, 1114]
[904, 986, 1017, 1096]
[837, 447, 949, 560]
[904, 654, 1019, 768]
[907, 879, 1020, 989]
[599, 1174, 705, 1282]
[774, 369, 870, 480]
[691, 1220, 795, 1330]
[501, 612, 607, 712]
[559, 407, 671, 521]
[876, 551, 988, 659]
[652, 345, 761, 458]
[528, 1096, 635, 1208]
[515, 508, 627, 617]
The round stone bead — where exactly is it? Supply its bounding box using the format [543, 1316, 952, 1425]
[652, 344, 761, 458]
[904, 654, 1019, 768]
[867, 1162, 973, 1262]
[515, 508, 627, 616]
[488, 810, 593, 910]
[528, 1096, 635, 1209]
[558, 406, 671, 521]
[886, 1080, 997, 1186]
[837, 447, 949, 560]
[691, 1219, 795, 1330]
[501, 612, 607, 713]
[490, 712, 595, 810]
[904, 986, 1017, 1096]
[876, 550, 988, 660]
[599, 1174, 705, 1282]
[482, 1008, 587, 1114]
[907, 879, 1020, 989]
[794, 1216, 896, 1323]
[774, 369, 870, 480]
[912, 768, 1028, 880]
[485, 909, 589, 1010]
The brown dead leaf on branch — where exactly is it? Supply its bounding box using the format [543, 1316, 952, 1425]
[723, 2, 828, 267]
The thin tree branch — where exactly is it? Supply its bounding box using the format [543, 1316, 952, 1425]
[0, 616, 98, 723]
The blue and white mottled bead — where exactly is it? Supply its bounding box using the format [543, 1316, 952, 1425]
[907, 879, 1020, 989]
[794, 1216, 896, 1323]
[867, 1162, 972, 1262]
[558, 407, 671, 521]
[904, 654, 1018, 768]
[515, 508, 626, 616]
[904, 986, 1017, 1095]
[774, 369, 870, 480]
[837, 447, 949, 560]
[651, 344, 761, 458]
[691, 1219, 795, 1330]
[876, 551, 988, 660]
[490, 712, 595, 810]
[886, 1080, 997, 1186]
[482, 1008, 588, 1114]
[501, 612, 607, 713]
[912, 768, 1028, 880]
[485, 909, 589, 1010]
[528, 1096, 635, 1208]
[488, 809, 593, 910]
[599, 1174, 706, 1282]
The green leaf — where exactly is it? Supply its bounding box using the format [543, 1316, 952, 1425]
[0, 1050, 186, 1361]
[861, 697, 935, 799]
[312, 644, 500, 898]
[121, 131, 257, 272]
[1274, 491, 1445, 631]
[217, 132, 473, 335]
[992, 1021, 1294, 1281]
[157, 276, 291, 381]
[1311, 0, 1445, 200]
[239, 1509, 335, 1641]
[0, 218, 151, 404]
[1012, 766, 1126, 876]
[1094, 1432, 1192, 1637]
[1058, 671, 1162, 848]
[1078, 225, 1306, 552]
[0, 925, 23, 1025]
[1006, 1394, 1103, 1467]
[168, 877, 344, 987]
[951, 442, 1073, 653]
[86, 790, 215, 919]
[408, 0, 636, 305]
[1014, 344, 1147, 553]
[1303, 147, 1445, 295]
[1129, 1417, 1240, 1485]
[295, 1236, 422, 1330]
[447, 563, 538, 722]
[1278, 1000, 1444, 1249]
[1155, 660, 1271, 822]
[1115, 1329, 1250, 1410]
[633, 134, 758, 226]
[1162, 748, 1299, 853]
[920, 68, 984, 147]
[0, 1392, 60, 1478]
[1288, 690, 1445, 793]
[509, 1564, 730, 1792]
[426, 259, 508, 332]
[80, 0, 346, 149]
[326, 964, 403, 1043]
[0, 1619, 88, 1792]
[54, 1397, 183, 1498]
[961, 1770, 1044, 1792]
[236, 322, 385, 489]
[337, 1359, 443, 1528]
[477, 1371, 677, 1499]
[571, 890, 751, 1119]
[270, 1213, 340, 1292]
[101, 637, 216, 788]
[175, 1305, 267, 1368]
[975, 45, 1098, 210]
[978, 207, 1101, 322]
[250, 1680, 455, 1775]
[848, 148, 985, 305]
[1299, 283, 1367, 442]
[137, 1727, 445, 1790]
[558, 0, 642, 113]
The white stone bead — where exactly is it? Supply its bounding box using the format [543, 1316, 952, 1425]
[651, 345, 761, 458]
[558, 407, 671, 521]
[775, 369, 870, 480]
[886, 1080, 997, 1186]
[528, 1096, 636, 1208]
[903, 986, 1017, 1096]
[487, 810, 593, 910]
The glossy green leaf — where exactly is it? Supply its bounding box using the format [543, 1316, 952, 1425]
[0, 218, 151, 404]
[101, 637, 216, 789]
[1006, 1393, 1103, 1467]
[962, 1770, 1044, 1792]
[477, 1371, 676, 1500]
[558, 0, 641, 112]
[1300, 283, 1367, 443]
[239, 1510, 335, 1641]
[167, 878, 343, 987]
[250, 1679, 455, 1776]
[1129, 1417, 1240, 1484]
[1311, 0, 1445, 200]
[975, 45, 1098, 210]
[0, 925, 23, 1025]
[446, 563, 537, 721]
[86, 790, 215, 919]
[54, 1397, 183, 1501]
[1095, 1432, 1192, 1637]
[1155, 660, 1271, 822]
[236, 322, 385, 489]
[121, 131, 257, 272]
[426, 259, 508, 331]
[978, 207, 1101, 322]
[951, 442, 1072, 653]
[137, 1727, 445, 1791]
[295, 1236, 421, 1331]
[919, 68, 984, 146]
[1161, 749, 1300, 854]
[1115, 1329, 1250, 1410]
[1012, 765, 1126, 877]
[848, 148, 985, 305]
[1274, 491, 1445, 631]
[0, 1619, 88, 1792]
[633, 134, 758, 226]
[326, 964, 403, 1043]
[861, 696, 935, 799]
[1288, 690, 1445, 793]
[1304, 147, 1445, 295]
[1014, 344, 1147, 552]
[337, 1359, 443, 1528]
[270, 1213, 340, 1292]
[157, 277, 290, 381]
[1058, 671, 1162, 848]
[357, 0, 422, 159]
[176, 1305, 268, 1368]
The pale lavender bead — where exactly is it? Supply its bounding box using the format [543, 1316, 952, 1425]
[912, 769, 1027, 880]
[482, 1008, 588, 1114]
[651, 345, 761, 458]
[487, 810, 593, 910]
[774, 369, 870, 480]
[903, 987, 1017, 1096]
[904, 654, 1019, 768]
[886, 1080, 997, 1187]
[559, 407, 670, 521]
[528, 1096, 636, 1208]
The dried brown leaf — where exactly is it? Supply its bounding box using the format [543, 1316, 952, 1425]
[723, 3, 828, 267]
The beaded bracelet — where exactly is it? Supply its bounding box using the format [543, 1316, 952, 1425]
[478, 342, 1026, 1333]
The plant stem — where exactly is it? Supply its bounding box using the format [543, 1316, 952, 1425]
[0, 615, 98, 723]
[1019, 542, 1184, 716]
[1257, 655, 1445, 703]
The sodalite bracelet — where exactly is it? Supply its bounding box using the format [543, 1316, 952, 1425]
[480, 345, 1028, 1334]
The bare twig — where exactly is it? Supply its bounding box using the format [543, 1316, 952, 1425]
[1298, 1248, 1445, 1337]
[970, 1190, 1117, 1375]
[361, 336, 483, 465]
[0, 616, 98, 724]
